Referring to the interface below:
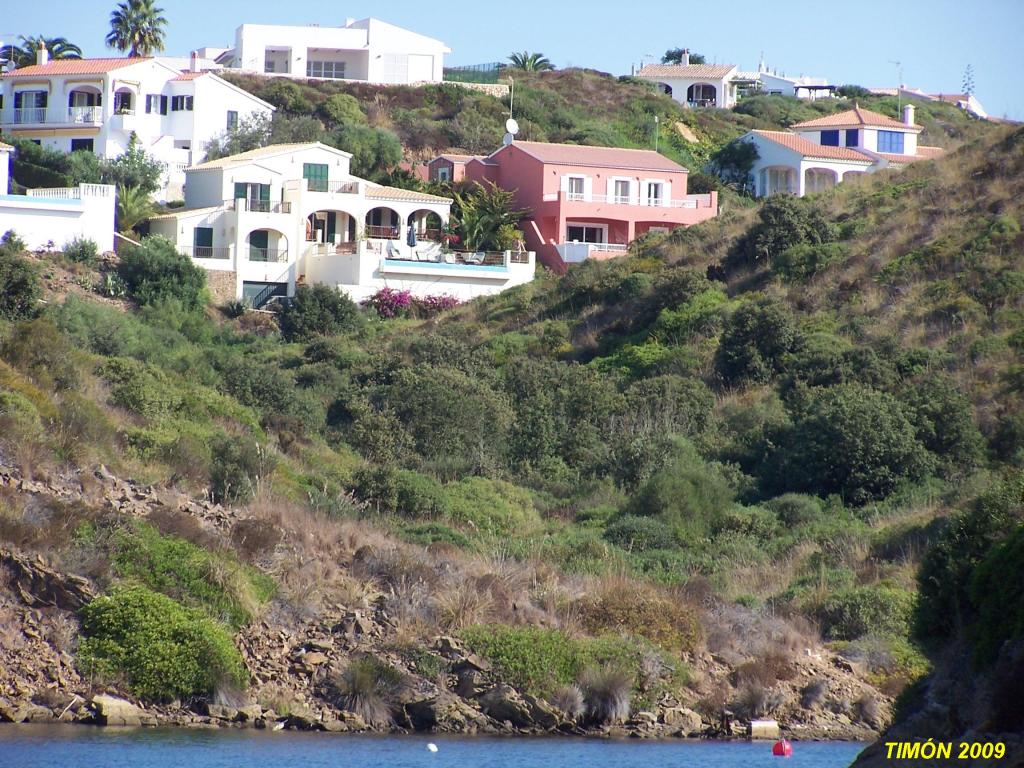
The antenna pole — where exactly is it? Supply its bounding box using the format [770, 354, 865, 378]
[509, 76, 514, 119]
[654, 115, 659, 152]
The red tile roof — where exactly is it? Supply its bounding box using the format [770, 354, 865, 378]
[502, 141, 688, 173]
[636, 63, 736, 80]
[433, 154, 481, 164]
[876, 147, 945, 165]
[750, 131, 875, 163]
[2, 57, 149, 78]
[792, 105, 920, 131]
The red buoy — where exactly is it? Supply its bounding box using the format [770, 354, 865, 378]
[773, 739, 793, 757]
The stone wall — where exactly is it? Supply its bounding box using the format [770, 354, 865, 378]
[206, 270, 237, 305]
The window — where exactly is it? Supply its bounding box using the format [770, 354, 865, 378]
[613, 179, 630, 204]
[70, 139, 94, 153]
[145, 94, 168, 115]
[877, 130, 905, 154]
[113, 91, 133, 114]
[171, 95, 194, 112]
[249, 230, 270, 261]
[566, 225, 604, 244]
[303, 163, 329, 192]
[645, 182, 663, 205]
[306, 60, 345, 79]
[234, 182, 270, 210]
[820, 130, 840, 146]
[566, 176, 585, 201]
[227, 111, 238, 130]
[845, 129, 859, 147]
[13, 90, 46, 122]
[193, 227, 214, 259]
[436, 166, 451, 182]
[264, 59, 275, 73]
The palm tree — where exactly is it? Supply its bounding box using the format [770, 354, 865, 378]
[106, 0, 168, 57]
[0, 36, 82, 68]
[507, 51, 554, 72]
[116, 185, 154, 234]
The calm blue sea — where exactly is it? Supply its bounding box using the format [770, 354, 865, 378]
[0, 726, 867, 768]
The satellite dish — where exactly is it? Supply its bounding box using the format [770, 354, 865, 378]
[505, 118, 519, 135]
[502, 132, 514, 146]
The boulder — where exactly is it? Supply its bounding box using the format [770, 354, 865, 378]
[92, 694, 157, 727]
[0, 699, 31, 723]
[522, 694, 563, 731]
[406, 692, 490, 733]
[662, 706, 704, 735]
[478, 684, 534, 729]
[0, 549, 96, 611]
[235, 704, 263, 723]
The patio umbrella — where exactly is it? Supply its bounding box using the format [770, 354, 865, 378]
[407, 225, 417, 247]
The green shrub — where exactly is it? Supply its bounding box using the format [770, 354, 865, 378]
[764, 384, 933, 504]
[63, 237, 99, 265]
[966, 523, 1024, 663]
[579, 584, 700, 653]
[119, 236, 207, 310]
[818, 585, 915, 641]
[0, 243, 41, 320]
[353, 465, 451, 519]
[210, 435, 277, 506]
[731, 194, 837, 268]
[278, 284, 361, 342]
[624, 439, 734, 541]
[772, 242, 847, 282]
[899, 376, 984, 477]
[766, 493, 824, 527]
[318, 93, 367, 126]
[715, 299, 802, 385]
[445, 476, 539, 534]
[604, 515, 678, 551]
[77, 586, 247, 702]
[110, 520, 274, 628]
[97, 357, 182, 420]
[2, 318, 79, 390]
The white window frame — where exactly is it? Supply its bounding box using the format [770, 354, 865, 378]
[644, 180, 664, 206]
[306, 60, 346, 79]
[566, 175, 586, 201]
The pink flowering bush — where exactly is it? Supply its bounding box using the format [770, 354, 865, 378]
[417, 294, 461, 317]
[363, 287, 413, 318]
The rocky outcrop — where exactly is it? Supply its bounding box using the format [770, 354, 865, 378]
[0, 549, 96, 611]
[405, 691, 492, 733]
[91, 695, 158, 727]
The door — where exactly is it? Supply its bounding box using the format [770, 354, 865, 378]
[614, 179, 630, 204]
[234, 182, 270, 211]
[193, 227, 213, 259]
[249, 230, 269, 261]
[646, 182, 663, 206]
[303, 163, 328, 192]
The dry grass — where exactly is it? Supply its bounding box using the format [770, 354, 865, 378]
[434, 580, 494, 632]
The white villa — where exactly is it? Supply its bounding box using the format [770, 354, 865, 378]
[0, 141, 116, 251]
[0, 48, 274, 199]
[636, 51, 739, 108]
[148, 143, 534, 307]
[220, 18, 450, 84]
[741, 104, 945, 197]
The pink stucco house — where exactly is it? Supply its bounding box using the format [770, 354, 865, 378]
[462, 141, 717, 272]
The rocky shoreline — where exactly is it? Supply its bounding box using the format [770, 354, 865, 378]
[0, 460, 886, 745]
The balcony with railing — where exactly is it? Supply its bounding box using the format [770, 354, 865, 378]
[541, 191, 709, 209]
[235, 198, 293, 214]
[13, 107, 47, 125]
[366, 225, 401, 240]
[247, 248, 289, 263]
[556, 241, 628, 263]
[67, 106, 103, 125]
[177, 246, 231, 260]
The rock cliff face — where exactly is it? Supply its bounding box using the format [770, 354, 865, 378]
[0, 459, 889, 738]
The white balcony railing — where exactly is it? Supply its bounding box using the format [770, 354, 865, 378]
[13, 107, 46, 124]
[68, 106, 103, 124]
[25, 184, 113, 200]
[541, 191, 705, 208]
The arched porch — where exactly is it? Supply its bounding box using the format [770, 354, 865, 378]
[366, 206, 401, 240]
[113, 86, 135, 115]
[306, 209, 359, 246]
[804, 167, 838, 195]
[686, 83, 717, 108]
[407, 209, 445, 242]
[68, 85, 102, 123]
[758, 166, 797, 197]
[246, 228, 289, 262]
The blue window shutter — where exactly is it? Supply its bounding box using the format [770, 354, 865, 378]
[846, 129, 859, 146]
[820, 130, 839, 146]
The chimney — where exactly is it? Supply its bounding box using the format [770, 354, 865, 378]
[190, 51, 199, 72]
[36, 44, 49, 66]
[903, 103, 915, 126]
[681, 48, 690, 66]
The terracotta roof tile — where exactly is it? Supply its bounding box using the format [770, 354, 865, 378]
[2, 57, 148, 77]
[365, 185, 451, 203]
[502, 140, 687, 173]
[0, 142, 14, 151]
[750, 131, 875, 163]
[876, 148, 944, 165]
[433, 154, 481, 163]
[636, 63, 736, 79]
[792, 106, 920, 131]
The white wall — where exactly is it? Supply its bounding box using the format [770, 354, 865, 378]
[0, 150, 9, 194]
[0, 184, 115, 251]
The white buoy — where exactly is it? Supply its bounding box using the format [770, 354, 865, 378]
[427, 743, 438, 753]
[272, 721, 285, 731]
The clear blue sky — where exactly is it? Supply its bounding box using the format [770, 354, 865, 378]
[3, 0, 1022, 119]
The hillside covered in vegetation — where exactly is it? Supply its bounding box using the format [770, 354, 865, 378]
[0, 79, 1019, 750]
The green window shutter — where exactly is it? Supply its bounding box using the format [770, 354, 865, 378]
[194, 227, 213, 247]
[260, 184, 270, 202]
[234, 182, 247, 202]
[303, 163, 328, 192]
